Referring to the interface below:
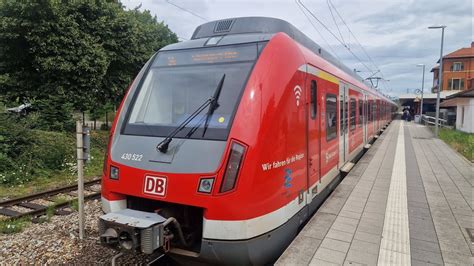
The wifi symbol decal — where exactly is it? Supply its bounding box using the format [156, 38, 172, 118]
[293, 85, 302, 106]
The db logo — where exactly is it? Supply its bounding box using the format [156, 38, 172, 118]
[143, 176, 167, 197]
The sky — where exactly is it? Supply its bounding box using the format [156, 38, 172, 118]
[123, 0, 473, 97]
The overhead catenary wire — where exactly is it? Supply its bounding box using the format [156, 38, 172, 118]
[296, 0, 376, 76]
[165, 0, 209, 22]
[295, 0, 342, 62]
[326, 0, 391, 92]
[327, 0, 377, 71]
[326, 0, 346, 46]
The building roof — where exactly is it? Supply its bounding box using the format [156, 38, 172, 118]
[399, 90, 460, 100]
[444, 42, 474, 59]
[435, 42, 474, 63]
[430, 64, 439, 72]
[446, 88, 474, 99]
[440, 89, 474, 107]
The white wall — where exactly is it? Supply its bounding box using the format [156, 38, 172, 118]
[456, 98, 474, 133]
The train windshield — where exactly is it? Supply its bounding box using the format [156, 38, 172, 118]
[124, 43, 258, 140]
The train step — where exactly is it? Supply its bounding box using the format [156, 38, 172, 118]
[340, 162, 355, 173]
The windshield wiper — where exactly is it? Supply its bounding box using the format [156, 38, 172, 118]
[202, 74, 225, 137]
[156, 99, 212, 153]
[156, 74, 226, 153]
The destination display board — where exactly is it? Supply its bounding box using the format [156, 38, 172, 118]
[153, 44, 258, 67]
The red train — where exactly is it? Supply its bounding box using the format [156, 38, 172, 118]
[99, 17, 396, 264]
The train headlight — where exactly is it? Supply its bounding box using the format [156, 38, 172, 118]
[110, 166, 119, 180]
[220, 142, 246, 193]
[198, 177, 215, 194]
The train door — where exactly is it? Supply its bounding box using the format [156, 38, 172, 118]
[306, 76, 320, 201]
[338, 82, 349, 166]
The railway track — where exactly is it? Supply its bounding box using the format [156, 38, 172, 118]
[0, 179, 101, 220]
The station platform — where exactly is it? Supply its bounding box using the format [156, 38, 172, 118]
[277, 120, 473, 265]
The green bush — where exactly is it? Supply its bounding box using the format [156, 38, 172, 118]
[0, 113, 109, 186]
[0, 113, 74, 184]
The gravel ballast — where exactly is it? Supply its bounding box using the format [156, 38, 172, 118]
[0, 200, 151, 264]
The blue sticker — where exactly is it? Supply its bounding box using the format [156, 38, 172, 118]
[284, 168, 292, 188]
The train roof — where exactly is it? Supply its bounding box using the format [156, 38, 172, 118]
[162, 17, 395, 105]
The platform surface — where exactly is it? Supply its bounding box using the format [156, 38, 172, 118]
[277, 120, 473, 265]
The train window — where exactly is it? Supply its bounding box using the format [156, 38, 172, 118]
[339, 96, 344, 136]
[358, 99, 363, 127]
[373, 101, 377, 122]
[124, 43, 258, 140]
[310, 80, 317, 119]
[326, 94, 337, 141]
[350, 98, 356, 131]
[368, 100, 372, 122]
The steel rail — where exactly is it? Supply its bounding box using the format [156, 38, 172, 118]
[0, 179, 101, 208]
[7, 192, 101, 220]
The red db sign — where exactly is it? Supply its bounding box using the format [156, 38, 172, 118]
[144, 176, 167, 197]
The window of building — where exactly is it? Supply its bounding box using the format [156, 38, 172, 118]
[452, 62, 464, 71]
[350, 98, 356, 130]
[358, 99, 363, 127]
[326, 94, 337, 141]
[448, 78, 464, 90]
[461, 106, 465, 127]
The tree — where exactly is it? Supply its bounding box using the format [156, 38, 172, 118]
[0, 1, 178, 130]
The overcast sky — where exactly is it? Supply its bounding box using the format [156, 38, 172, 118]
[124, 0, 473, 96]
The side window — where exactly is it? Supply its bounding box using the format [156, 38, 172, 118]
[326, 94, 337, 141]
[339, 95, 344, 136]
[350, 98, 356, 130]
[373, 101, 377, 122]
[310, 80, 317, 119]
[367, 101, 371, 122]
[358, 99, 363, 127]
[368, 100, 372, 122]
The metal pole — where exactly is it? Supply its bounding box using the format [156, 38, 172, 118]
[420, 64, 425, 117]
[434, 28, 445, 137]
[76, 121, 85, 240]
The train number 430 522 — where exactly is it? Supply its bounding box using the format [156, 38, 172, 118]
[121, 153, 143, 161]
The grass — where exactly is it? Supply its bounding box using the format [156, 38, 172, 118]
[70, 199, 79, 211]
[438, 127, 474, 162]
[46, 205, 56, 220]
[0, 174, 97, 200]
[0, 130, 108, 199]
[51, 195, 70, 205]
[0, 217, 30, 234]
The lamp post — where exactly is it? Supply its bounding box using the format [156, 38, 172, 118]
[428, 25, 446, 137]
[416, 64, 425, 119]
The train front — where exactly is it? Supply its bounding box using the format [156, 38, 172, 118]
[99, 39, 266, 263]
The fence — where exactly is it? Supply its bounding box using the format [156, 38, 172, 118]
[421, 115, 453, 129]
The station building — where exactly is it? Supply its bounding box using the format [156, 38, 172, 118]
[440, 88, 474, 133]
